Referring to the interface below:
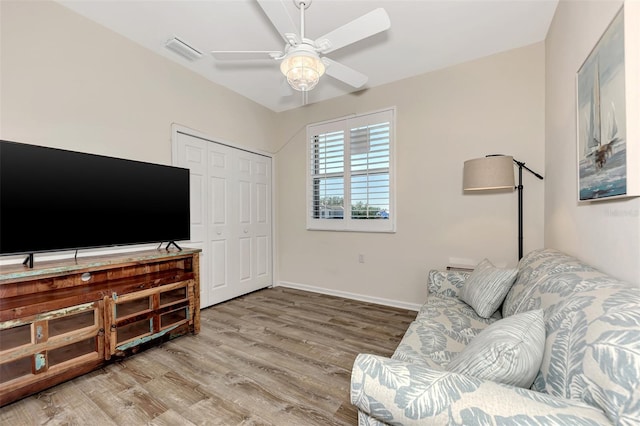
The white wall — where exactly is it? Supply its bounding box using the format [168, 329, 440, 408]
[0, 0, 278, 263]
[545, 0, 640, 285]
[0, 0, 278, 160]
[276, 43, 546, 307]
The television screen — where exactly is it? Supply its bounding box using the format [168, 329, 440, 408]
[0, 140, 190, 256]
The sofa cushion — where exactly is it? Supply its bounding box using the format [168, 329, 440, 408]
[427, 269, 470, 297]
[502, 249, 640, 424]
[459, 259, 517, 318]
[502, 248, 597, 318]
[446, 309, 545, 388]
[393, 293, 499, 368]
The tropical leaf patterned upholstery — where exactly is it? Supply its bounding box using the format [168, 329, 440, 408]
[393, 294, 499, 368]
[459, 259, 517, 318]
[351, 249, 640, 425]
[427, 269, 470, 297]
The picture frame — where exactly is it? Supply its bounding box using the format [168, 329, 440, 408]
[576, 3, 640, 201]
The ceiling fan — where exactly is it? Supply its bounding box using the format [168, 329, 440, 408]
[210, 0, 391, 95]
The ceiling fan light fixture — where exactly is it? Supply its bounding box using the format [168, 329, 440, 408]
[280, 51, 325, 92]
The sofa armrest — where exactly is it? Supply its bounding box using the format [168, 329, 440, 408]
[351, 354, 611, 425]
[427, 270, 470, 297]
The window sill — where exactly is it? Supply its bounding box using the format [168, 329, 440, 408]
[306, 220, 396, 233]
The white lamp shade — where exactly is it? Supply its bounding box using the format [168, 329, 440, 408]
[463, 156, 515, 191]
[280, 52, 325, 92]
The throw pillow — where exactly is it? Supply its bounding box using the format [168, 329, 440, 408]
[446, 309, 545, 388]
[460, 258, 517, 318]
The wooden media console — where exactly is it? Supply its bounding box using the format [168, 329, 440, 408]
[0, 248, 201, 407]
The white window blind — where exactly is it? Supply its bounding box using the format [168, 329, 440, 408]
[307, 108, 395, 232]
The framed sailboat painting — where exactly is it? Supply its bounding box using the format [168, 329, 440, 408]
[576, 4, 640, 201]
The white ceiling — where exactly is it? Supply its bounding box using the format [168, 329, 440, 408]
[56, 0, 558, 113]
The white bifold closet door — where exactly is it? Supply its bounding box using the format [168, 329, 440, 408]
[175, 131, 272, 308]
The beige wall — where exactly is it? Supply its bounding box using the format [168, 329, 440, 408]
[0, 0, 278, 161]
[545, 0, 640, 285]
[276, 43, 546, 307]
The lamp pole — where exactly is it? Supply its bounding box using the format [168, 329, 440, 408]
[512, 159, 544, 260]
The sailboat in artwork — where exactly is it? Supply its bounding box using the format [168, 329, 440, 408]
[584, 60, 622, 170]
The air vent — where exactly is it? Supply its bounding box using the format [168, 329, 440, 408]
[165, 37, 202, 61]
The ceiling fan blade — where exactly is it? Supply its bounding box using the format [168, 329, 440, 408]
[211, 51, 280, 60]
[257, 0, 298, 44]
[316, 8, 390, 54]
[322, 58, 368, 88]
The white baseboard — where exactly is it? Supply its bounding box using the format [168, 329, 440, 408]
[276, 281, 421, 312]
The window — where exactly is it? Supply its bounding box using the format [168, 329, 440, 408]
[307, 108, 395, 232]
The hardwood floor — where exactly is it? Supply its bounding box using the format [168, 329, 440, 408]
[0, 287, 416, 425]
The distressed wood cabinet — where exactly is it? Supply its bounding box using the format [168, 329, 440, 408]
[0, 248, 200, 407]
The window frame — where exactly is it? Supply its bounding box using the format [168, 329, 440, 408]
[306, 107, 396, 233]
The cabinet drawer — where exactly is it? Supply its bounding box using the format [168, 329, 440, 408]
[0, 302, 103, 386]
[106, 280, 193, 355]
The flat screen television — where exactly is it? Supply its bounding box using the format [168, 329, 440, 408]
[0, 140, 190, 263]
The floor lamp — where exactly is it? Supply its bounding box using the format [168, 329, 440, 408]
[463, 155, 544, 260]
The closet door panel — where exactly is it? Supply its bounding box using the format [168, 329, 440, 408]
[175, 131, 272, 307]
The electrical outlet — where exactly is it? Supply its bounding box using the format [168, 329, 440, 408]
[358, 254, 365, 263]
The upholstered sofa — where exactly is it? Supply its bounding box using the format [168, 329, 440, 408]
[351, 248, 640, 425]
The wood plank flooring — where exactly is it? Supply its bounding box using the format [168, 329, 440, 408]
[0, 287, 416, 425]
